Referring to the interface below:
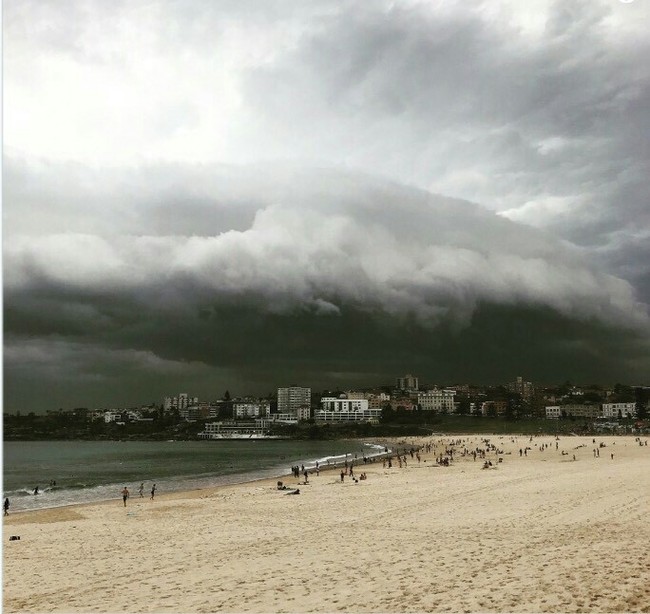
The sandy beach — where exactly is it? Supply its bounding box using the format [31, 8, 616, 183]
[3, 434, 650, 613]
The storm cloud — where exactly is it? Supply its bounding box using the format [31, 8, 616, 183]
[3, 0, 649, 411]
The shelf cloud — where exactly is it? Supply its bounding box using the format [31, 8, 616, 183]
[3, 0, 649, 410]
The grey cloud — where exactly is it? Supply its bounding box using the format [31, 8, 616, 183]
[235, 0, 649, 289]
[4, 0, 650, 412]
[4, 163, 650, 413]
[5, 164, 647, 331]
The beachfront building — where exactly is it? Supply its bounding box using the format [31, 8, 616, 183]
[263, 413, 299, 424]
[198, 420, 272, 439]
[545, 406, 562, 419]
[297, 405, 311, 421]
[396, 374, 419, 392]
[560, 404, 602, 419]
[346, 390, 390, 409]
[314, 397, 382, 422]
[417, 389, 456, 413]
[602, 402, 637, 419]
[233, 401, 271, 419]
[277, 386, 311, 415]
[480, 399, 508, 416]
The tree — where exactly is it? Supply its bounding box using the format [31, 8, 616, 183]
[456, 397, 470, 415]
[635, 388, 649, 420]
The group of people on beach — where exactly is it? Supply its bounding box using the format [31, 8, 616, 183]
[121, 483, 157, 506]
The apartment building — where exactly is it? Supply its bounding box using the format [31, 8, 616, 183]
[277, 386, 311, 415]
[507, 376, 535, 402]
[163, 393, 198, 412]
[417, 389, 456, 413]
[233, 401, 271, 419]
[396, 374, 419, 392]
[561, 404, 602, 419]
[602, 402, 636, 419]
[314, 397, 381, 422]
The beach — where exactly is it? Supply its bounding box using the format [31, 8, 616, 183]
[3, 434, 650, 613]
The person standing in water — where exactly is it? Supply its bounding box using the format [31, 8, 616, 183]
[138, 483, 144, 498]
[4, 498, 9, 516]
[150, 484, 157, 500]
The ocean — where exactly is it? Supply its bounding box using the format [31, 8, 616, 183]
[3, 439, 389, 512]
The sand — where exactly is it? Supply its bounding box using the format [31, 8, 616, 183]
[3, 434, 650, 613]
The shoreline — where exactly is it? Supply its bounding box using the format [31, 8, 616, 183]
[5, 433, 650, 613]
[3, 439, 399, 517]
[3, 431, 642, 518]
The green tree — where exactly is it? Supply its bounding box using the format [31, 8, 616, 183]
[456, 397, 470, 415]
[635, 387, 649, 420]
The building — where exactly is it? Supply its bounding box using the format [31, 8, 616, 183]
[545, 406, 561, 419]
[561, 404, 602, 419]
[314, 398, 381, 422]
[417, 389, 456, 413]
[481, 399, 508, 416]
[296, 405, 311, 421]
[233, 401, 271, 419]
[277, 386, 311, 415]
[345, 390, 390, 409]
[264, 413, 299, 424]
[508, 376, 535, 402]
[602, 402, 636, 419]
[389, 397, 417, 411]
[163, 393, 198, 412]
[396, 374, 419, 392]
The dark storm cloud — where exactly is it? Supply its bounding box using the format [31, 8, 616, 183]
[3, 0, 649, 411]
[4, 163, 649, 411]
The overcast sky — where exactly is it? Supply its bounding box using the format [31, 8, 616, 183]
[4, 0, 650, 412]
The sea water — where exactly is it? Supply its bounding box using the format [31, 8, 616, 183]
[3, 439, 389, 512]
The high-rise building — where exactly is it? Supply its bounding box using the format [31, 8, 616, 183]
[163, 393, 198, 412]
[396, 374, 419, 392]
[507, 376, 535, 402]
[277, 386, 311, 415]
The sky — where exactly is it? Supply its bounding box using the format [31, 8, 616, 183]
[3, 0, 650, 412]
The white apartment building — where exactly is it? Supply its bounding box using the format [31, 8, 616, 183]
[163, 393, 198, 412]
[602, 402, 637, 419]
[545, 406, 561, 419]
[314, 397, 381, 422]
[560, 404, 602, 419]
[417, 389, 456, 413]
[233, 401, 271, 419]
[277, 386, 311, 414]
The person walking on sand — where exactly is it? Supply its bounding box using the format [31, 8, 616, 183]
[4, 498, 9, 516]
[121, 486, 129, 507]
[150, 484, 157, 500]
[138, 483, 144, 498]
